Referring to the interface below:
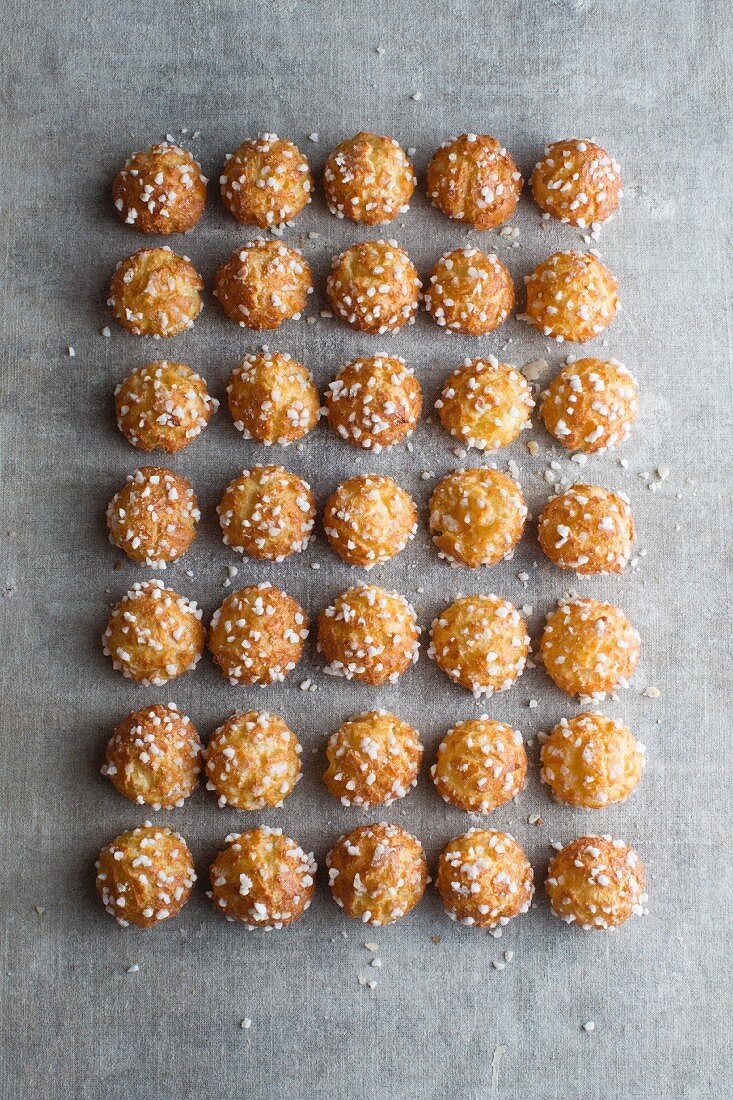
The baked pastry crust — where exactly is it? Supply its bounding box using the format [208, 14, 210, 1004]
[424, 248, 514, 335]
[208, 584, 308, 686]
[96, 824, 196, 927]
[214, 240, 312, 330]
[539, 597, 640, 699]
[102, 704, 202, 809]
[326, 240, 421, 334]
[109, 247, 203, 337]
[114, 361, 218, 453]
[437, 829, 534, 927]
[324, 132, 415, 224]
[427, 134, 523, 230]
[546, 835, 647, 930]
[209, 828, 316, 928]
[220, 134, 312, 227]
[523, 250, 618, 342]
[102, 580, 204, 685]
[318, 585, 420, 685]
[325, 356, 422, 451]
[327, 823, 427, 926]
[113, 142, 206, 234]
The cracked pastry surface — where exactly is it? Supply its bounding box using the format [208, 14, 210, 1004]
[326, 240, 421, 334]
[325, 355, 422, 450]
[540, 357, 639, 453]
[323, 474, 417, 568]
[318, 584, 420, 685]
[114, 361, 218, 453]
[531, 139, 622, 227]
[435, 356, 534, 451]
[538, 483, 633, 574]
[522, 250, 618, 342]
[214, 240, 312, 330]
[426, 134, 523, 230]
[208, 583, 308, 686]
[205, 711, 302, 811]
[424, 248, 514, 335]
[540, 712, 645, 808]
[428, 594, 529, 698]
[539, 597, 640, 699]
[429, 467, 527, 568]
[226, 351, 319, 446]
[106, 466, 199, 568]
[432, 718, 527, 813]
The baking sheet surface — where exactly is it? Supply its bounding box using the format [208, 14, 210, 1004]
[0, 2, 731, 1097]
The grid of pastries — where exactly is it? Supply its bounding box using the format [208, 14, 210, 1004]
[93, 130, 649, 935]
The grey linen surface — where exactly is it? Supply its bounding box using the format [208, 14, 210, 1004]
[0, 1, 731, 1098]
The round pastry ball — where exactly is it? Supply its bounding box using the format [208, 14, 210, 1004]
[102, 703, 202, 809]
[220, 134, 312, 228]
[538, 484, 634, 574]
[323, 710, 423, 807]
[112, 142, 207, 234]
[432, 718, 527, 813]
[325, 355, 422, 451]
[327, 823, 427, 926]
[323, 132, 415, 224]
[214, 240, 313, 330]
[323, 475, 417, 568]
[426, 133, 523, 230]
[227, 351, 319, 446]
[109, 247, 203, 337]
[326, 240, 421, 334]
[523, 250, 618, 343]
[429, 467, 527, 568]
[424, 248, 515, 335]
[205, 711, 302, 810]
[436, 829, 534, 927]
[540, 597, 640, 699]
[106, 466, 199, 568]
[208, 583, 308, 686]
[115, 361, 218, 454]
[531, 139, 622, 227]
[435, 357, 534, 452]
[95, 824, 196, 928]
[217, 465, 315, 561]
[428, 594, 529, 698]
[540, 712, 645, 809]
[318, 585, 419, 685]
[545, 835, 647, 930]
[540, 357, 639, 454]
[209, 828, 316, 929]
[102, 580, 204, 685]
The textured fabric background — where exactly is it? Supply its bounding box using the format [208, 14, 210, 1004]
[1, 1, 731, 1097]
